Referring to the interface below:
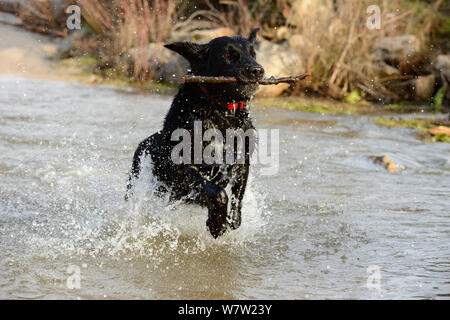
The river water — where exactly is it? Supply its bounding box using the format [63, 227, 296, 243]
[0, 76, 449, 299]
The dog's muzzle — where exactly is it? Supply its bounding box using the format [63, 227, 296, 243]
[246, 65, 264, 81]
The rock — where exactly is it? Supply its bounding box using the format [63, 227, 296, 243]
[371, 155, 398, 173]
[434, 55, 450, 100]
[275, 26, 290, 41]
[434, 54, 450, 83]
[255, 39, 304, 97]
[39, 43, 59, 56]
[373, 61, 400, 76]
[414, 74, 435, 100]
[190, 27, 235, 42]
[0, 11, 22, 25]
[388, 74, 436, 101]
[433, 54, 450, 103]
[157, 56, 189, 84]
[427, 126, 450, 137]
[372, 35, 421, 65]
[257, 39, 277, 52]
[127, 42, 169, 67]
[129, 28, 236, 84]
[286, 34, 313, 52]
[129, 31, 307, 90]
[81, 75, 101, 85]
[171, 27, 235, 43]
[127, 42, 188, 84]
[285, 0, 332, 27]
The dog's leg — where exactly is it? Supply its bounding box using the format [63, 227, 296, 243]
[229, 134, 252, 230]
[181, 166, 229, 238]
[125, 137, 152, 200]
[204, 181, 229, 239]
[229, 163, 249, 230]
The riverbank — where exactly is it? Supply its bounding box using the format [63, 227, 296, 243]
[0, 23, 80, 82]
[1, 23, 449, 143]
[3, 0, 449, 103]
[254, 97, 450, 143]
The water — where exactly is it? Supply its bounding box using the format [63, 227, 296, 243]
[0, 76, 449, 299]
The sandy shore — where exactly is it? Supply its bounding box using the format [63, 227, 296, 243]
[0, 22, 80, 81]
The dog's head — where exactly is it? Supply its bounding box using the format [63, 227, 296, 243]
[165, 28, 264, 101]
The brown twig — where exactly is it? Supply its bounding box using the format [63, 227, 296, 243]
[182, 73, 311, 85]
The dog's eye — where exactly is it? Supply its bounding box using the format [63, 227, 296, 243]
[230, 51, 240, 62]
[249, 46, 256, 58]
[224, 49, 240, 63]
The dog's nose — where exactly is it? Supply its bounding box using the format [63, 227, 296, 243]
[247, 65, 264, 79]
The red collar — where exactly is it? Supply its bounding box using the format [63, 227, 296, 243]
[198, 84, 245, 111]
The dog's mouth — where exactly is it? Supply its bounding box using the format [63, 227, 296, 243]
[235, 73, 264, 84]
[233, 77, 260, 99]
[236, 78, 258, 84]
[200, 73, 261, 102]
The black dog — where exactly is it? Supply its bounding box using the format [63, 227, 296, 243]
[126, 28, 264, 238]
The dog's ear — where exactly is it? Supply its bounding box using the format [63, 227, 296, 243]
[248, 28, 260, 43]
[164, 42, 209, 63]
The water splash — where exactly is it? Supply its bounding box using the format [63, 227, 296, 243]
[24, 154, 268, 267]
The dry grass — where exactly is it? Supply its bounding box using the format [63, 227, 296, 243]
[280, 0, 442, 101]
[77, 0, 180, 81]
[14, 0, 68, 37]
[71, 0, 297, 82]
[12, 0, 444, 101]
[198, 0, 443, 101]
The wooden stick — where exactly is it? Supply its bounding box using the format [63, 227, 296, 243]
[182, 73, 311, 85]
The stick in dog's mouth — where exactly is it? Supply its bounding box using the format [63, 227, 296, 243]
[182, 73, 311, 85]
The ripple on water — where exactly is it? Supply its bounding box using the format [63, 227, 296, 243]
[1, 77, 449, 299]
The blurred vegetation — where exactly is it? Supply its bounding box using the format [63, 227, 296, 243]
[7, 0, 450, 107]
[433, 84, 448, 112]
[373, 117, 450, 142]
[255, 96, 437, 115]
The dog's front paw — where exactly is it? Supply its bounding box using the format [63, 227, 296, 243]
[203, 184, 230, 238]
[206, 216, 228, 238]
[206, 191, 229, 238]
[206, 204, 229, 238]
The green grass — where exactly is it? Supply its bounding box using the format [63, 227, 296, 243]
[372, 117, 434, 131]
[344, 90, 362, 104]
[372, 117, 450, 143]
[254, 96, 444, 116]
[60, 55, 97, 70]
[434, 84, 448, 113]
[254, 97, 374, 115]
[383, 102, 435, 113]
[433, 133, 450, 142]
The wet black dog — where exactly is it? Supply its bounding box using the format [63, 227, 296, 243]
[126, 28, 264, 238]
